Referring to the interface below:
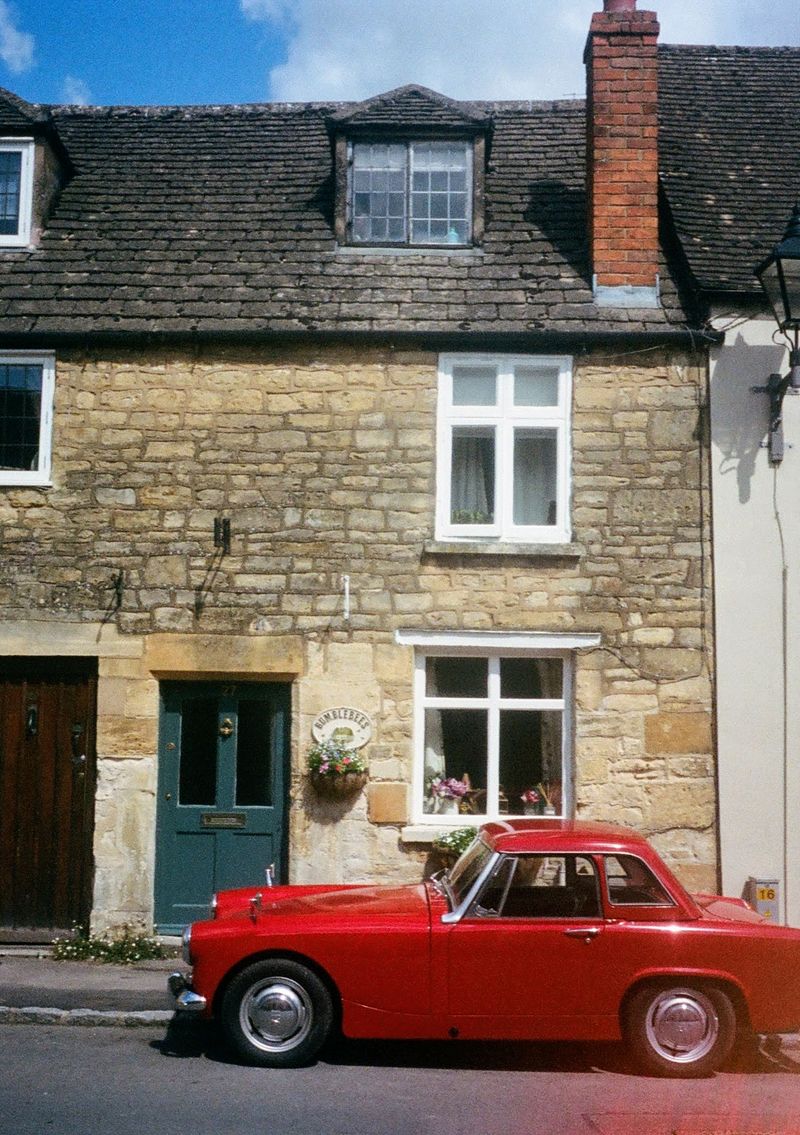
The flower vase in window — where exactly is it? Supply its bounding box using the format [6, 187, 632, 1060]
[429, 777, 468, 815]
[520, 788, 540, 816]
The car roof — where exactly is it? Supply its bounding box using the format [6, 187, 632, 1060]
[480, 819, 652, 856]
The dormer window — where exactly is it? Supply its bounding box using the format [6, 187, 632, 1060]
[328, 85, 491, 251]
[349, 140, 472, 246]
[0, 138, 33, 246]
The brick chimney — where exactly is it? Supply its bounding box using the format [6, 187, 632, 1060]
[585, 0, 660, 307]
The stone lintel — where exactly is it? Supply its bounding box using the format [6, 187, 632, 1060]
[0, 620, 143, 658]
[144, 633, 304, 678]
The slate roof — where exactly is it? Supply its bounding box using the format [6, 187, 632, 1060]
[0, 91, 690, 342]
[658, 45, 800, 296]
[1, 42, 795, 342]
[0, 87, 45, 131]
[327, 84, 492, 133]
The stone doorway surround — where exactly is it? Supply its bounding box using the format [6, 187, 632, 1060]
[0, 621, 303, 934]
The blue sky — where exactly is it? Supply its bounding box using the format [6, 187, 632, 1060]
[2, 0, 799, 107]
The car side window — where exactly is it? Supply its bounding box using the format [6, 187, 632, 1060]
[604, 854, 674, 907]
[471, 854, 517, 917]
[473, 854, 600, 919]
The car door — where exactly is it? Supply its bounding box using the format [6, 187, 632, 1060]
[445, 853, 619, 1041]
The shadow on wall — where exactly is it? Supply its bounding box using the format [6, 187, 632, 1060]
[712, 332, 788, 504]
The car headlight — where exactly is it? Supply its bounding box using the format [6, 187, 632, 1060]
[182, 923, 193, 965]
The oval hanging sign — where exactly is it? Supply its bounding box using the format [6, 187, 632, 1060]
[312, 706, 372, 750]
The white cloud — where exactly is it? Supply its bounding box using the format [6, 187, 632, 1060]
[0, 0, 34, 75]
[240, 0, 800, 103]
[61, 75, 92, 106]
[240, 0, 294, 20]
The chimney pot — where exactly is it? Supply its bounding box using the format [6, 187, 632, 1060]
[603, 0, 636, 11]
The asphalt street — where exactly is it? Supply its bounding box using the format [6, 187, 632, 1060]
[3, 1021, 800, 1135]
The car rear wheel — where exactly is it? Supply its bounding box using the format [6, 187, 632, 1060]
[220, 958, 334, 1067]
[623, 983, 736, 1078]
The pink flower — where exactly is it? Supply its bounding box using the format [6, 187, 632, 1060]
[432, 777, 468, 799]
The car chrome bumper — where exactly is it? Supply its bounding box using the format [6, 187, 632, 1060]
[168, 971, 208, 1013]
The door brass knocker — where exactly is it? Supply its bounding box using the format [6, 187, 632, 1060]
[219, 717, 234, 739]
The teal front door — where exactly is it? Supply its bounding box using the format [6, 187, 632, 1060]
[154, 681, 289, 933]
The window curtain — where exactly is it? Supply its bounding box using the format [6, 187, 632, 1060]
[451, 434, 493, 521]
[536, 659, 562, 801]
[513, 432, 556, 526]
[423, 664, 445, 813]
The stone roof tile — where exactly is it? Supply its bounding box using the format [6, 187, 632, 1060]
[0, 85, 695, 339]
[659, 44, 800, 296]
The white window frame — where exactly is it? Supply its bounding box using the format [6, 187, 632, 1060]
[0, 138, 34, 247]
[0, 351, 55, 486]
[397, 630, 601, 827]
[435, 353, 572, 544]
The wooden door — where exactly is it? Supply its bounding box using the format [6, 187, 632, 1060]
[154, 681, 290, 934]
[0, 658, 97, 941]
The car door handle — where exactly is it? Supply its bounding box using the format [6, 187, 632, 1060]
[563, 926, 601, 940]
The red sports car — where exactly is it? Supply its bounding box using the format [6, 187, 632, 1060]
[169, 820, 800, 1077]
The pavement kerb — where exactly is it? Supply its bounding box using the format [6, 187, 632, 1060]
[0, 1005, 174, 1027]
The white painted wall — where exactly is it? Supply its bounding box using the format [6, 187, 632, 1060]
[710, 311, 800, 925]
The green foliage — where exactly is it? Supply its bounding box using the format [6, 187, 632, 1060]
[52, 925, 176, 964]
[432, 826, 478, 856]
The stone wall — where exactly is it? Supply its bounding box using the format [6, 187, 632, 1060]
[0, 343, 715, 927]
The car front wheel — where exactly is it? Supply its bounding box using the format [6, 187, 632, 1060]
[623, 983, 736, 1078]
[220, 958, 334, 1067]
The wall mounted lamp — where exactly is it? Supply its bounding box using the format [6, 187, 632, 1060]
[754, 203, 800, 464]
[213, 517, 231, 555]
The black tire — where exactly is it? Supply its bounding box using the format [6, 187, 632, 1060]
[220, 958, 334, 1067]
[622, 983, 736, 1078]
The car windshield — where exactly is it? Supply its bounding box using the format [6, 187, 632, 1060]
[447, 837, 493, 907]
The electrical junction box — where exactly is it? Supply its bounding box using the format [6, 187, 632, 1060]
[746, 877, 780, 922]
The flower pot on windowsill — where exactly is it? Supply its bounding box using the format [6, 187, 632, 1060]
[436, 797, 460, 815]
[309, 771, 368, 798]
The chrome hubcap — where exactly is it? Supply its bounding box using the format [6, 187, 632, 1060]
[241, 978, 312, 1052]
[645, 988, 719, 1064]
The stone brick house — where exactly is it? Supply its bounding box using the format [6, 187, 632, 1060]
[0, 0, 777, 938]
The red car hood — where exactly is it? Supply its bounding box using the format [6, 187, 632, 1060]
[215, 883, 355, 919]
[692, 892, 766, 925]
[214, 881, 430, 925]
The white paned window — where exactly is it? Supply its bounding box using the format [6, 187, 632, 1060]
[404, 639, 576, 826]
[0, 352, 55, 486]
[436, 354, 572, 543]
[349, 140, 472, 246]
[0, 139, 34, 247]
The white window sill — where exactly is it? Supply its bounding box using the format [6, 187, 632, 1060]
[423, 539, 582, 558]
[401, 825, 469, 844]
[0, 477, 52, 487]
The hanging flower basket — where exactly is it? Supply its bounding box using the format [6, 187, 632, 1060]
[309, 770, 368, 798]
[307, 739, 368, 799]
